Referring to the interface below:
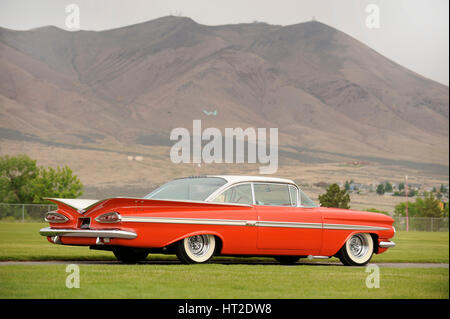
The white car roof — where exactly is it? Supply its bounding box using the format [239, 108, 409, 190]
[209, 175, 296, 185]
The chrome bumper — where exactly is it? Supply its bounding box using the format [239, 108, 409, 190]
[379, 241, 396, 248]
[39, 227, 137, 241]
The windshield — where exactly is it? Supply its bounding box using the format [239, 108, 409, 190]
[144, 177, 227, 201]
[299, 188, 318, 207]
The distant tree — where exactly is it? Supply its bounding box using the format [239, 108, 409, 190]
[0, 155, 38, 203]
[384, 182, 393, 193]
[440, 184, 447, 194]
[344, 180, 350, 191]
[415, 192, 442, 217]
[376, 184, 385, 195]
[408, 189, 417, 197]
[432, 186, 437, 193]
[31, 166, 83, 203]
[394, 202, 418, 217]
[394, 193, 442, 217]
[319, 184, 350, 209]
[398, 182, 404, 191]
[0, 155, 83, 204]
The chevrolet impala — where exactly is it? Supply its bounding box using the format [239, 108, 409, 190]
[39, 175, 395, 265]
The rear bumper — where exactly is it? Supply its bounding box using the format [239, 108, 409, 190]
[379, 241, 396, 248]
[39, 227, 137, 240]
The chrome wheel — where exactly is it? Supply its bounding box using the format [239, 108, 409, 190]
[338, 233, 374, 266]
[177, 234, 216, 264]
[187, 235, 211, 257]
[348, 234, 369, 258]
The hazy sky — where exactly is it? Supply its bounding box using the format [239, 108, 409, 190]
[0, 0, 448, 85]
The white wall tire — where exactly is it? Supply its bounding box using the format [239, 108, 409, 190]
[176, 234, 216, 264]
[338, 233, 374, 266]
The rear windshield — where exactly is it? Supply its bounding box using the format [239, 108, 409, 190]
[144, 177, 227, 201]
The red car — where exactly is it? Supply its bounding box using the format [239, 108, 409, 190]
[40, 175, 395, 266]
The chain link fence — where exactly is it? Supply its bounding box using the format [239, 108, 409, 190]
[0, 203, 57, 222]
[393, 216, 448, 232]
[0, 203, 448, 231]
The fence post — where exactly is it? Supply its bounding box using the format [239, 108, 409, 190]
[431, 218, 433, 232]
[22, 204, 24, 222]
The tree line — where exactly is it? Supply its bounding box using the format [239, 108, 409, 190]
[0, 154, 83, 204]
[319, 183, 448, 218]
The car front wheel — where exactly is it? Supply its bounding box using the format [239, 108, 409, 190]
[337, 233, 374, 266]
[176, 234, 216, 264]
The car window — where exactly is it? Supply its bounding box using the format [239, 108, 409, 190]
[254, 183, 293, 206]
[299, 188, 318, 207]
[289, 185, 298, 206]
[212, 184, 253, 205]
[145, 177, 227, 201]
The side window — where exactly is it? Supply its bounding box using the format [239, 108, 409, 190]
[212, 184, 253, 205]
[254, 183, 293, 206]
[289, 185, 298, 207]
[299, 189, 318, 207]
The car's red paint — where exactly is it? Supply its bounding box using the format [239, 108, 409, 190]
[43, 196, 395, 258]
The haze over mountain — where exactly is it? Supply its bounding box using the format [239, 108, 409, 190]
[0, 16, 448, 173]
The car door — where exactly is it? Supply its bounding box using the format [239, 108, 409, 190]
[209, 183, 258, 253]
[254, 183, 322, 254]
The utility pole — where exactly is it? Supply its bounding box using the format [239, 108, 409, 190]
[405, 175, 409, 232]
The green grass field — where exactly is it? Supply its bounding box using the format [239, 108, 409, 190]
[0, 223, 447, 263]
[0, 264, 448, 299]
[0, 222, 448, 298]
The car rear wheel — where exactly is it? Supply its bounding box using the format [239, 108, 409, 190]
[338, 233, 374, 266]
[113, 247, 149, 264]
[176, 234, 216, 264]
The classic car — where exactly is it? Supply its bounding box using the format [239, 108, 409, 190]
[39, 175, 395, 266]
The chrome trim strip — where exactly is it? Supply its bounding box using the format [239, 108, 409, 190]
[323, 223, 390, 231]
[379, 241, 396, 248]
[39, 227, 137, 239]
[121, 216, 388, 231]
[121, 216, 248, 226]
[258, 221, 323, 229]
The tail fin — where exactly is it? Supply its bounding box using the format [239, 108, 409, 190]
[45, 198, 100, 214]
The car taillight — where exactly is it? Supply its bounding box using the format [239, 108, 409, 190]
[44, 211, 69, 223]
[95, 212, 122, 223]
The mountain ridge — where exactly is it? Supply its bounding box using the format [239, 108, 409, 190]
[0, 16, 448, 170]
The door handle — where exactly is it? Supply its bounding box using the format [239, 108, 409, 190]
[246, 220, 257, 226]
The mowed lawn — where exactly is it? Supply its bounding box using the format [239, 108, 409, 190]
[0, 222, 447, 263]
[0, 264, 448, 299]
[0, 222, 448, 299]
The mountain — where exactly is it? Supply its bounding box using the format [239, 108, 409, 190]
[0, 16, 448, 173]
